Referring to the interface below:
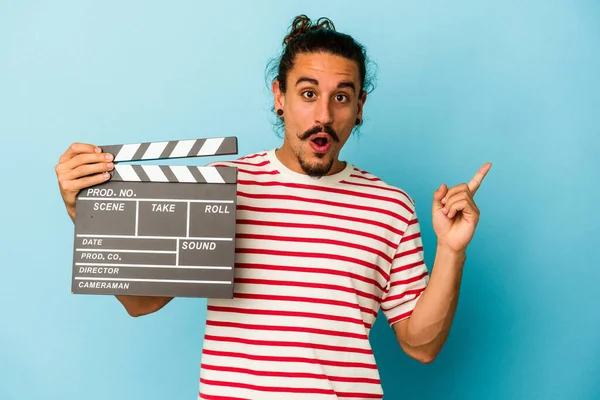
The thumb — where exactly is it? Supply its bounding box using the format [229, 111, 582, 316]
[432, 184, 447, 213]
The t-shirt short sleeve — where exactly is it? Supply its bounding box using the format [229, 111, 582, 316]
[381, 211, 430, 325]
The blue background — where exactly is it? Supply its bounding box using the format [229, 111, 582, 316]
[1, 1, 598, 399]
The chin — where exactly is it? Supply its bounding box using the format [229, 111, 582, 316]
[299, 154, 334, 177]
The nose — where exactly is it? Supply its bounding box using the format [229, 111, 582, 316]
[314, 98, 333, 126]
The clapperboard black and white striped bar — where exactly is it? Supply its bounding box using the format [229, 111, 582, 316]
[109, 165, 237, 184]
[71, 137, 238, 299]
[101, 136, 238, 162]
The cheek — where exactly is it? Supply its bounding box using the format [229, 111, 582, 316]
[334, 109, 357, 132]
[291, 102, 314, 120]
[335, 104, 356, 121]
[285, 104, 314, 133]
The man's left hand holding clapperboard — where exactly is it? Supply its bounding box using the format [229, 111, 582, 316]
[70, 136, 239, 299]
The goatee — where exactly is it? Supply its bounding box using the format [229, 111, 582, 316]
[298, 154, 334, 178]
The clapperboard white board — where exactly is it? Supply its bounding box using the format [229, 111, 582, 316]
[72, 136, 238, 298]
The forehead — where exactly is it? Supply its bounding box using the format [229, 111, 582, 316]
[289, 52, 360, 86]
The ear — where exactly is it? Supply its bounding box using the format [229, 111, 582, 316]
[272, 80, 285, 112]
[357, 90, 367, 121]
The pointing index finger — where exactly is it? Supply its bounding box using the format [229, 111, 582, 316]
[468, 162, 492, 194]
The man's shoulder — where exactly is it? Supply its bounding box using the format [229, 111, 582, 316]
[346, 165, 417, 211]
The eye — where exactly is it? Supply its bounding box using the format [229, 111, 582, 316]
[302, 90, 316, 99]
[335, 94, 349, 103]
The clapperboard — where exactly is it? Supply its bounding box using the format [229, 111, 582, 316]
[71, 136, 238, 298]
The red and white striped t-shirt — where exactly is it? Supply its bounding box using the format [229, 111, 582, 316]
[198, 149, 430, 400]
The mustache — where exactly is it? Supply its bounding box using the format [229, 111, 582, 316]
[299, 124, 340, 142]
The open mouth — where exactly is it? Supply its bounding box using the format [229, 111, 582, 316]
[313, 137, 328, 146]
[309, 134, 331, 153]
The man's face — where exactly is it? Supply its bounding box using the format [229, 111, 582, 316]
[273, 52, 366, 177]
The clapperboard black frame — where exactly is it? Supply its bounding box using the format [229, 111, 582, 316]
[71, 136, 238, 298]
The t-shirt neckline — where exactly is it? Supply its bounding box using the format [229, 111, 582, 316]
[266, 148, 354, 185]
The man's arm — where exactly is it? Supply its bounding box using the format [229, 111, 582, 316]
[392, 163, 491, 363]
[393, 244, 465, 363]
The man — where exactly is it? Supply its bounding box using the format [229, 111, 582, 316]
[55, 14, 491, 400]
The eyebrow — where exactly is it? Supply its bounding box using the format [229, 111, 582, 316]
[337, 81, 356, 93]
[295, 77, 356, 93]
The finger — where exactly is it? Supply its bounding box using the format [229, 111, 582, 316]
[63, 172, 111, 192]
[443, 190, 473, 210]
[446, 196, 479, 219]
[443, 191, 471, 209]
[432, 184, 448, 213]
[442, 192, 469, 216]
[468, 162, 492, 195]
[441, 183, 470, 205]
[57, 152, 113, 176]
[446, 199, 468, 219]
[59, 143, 101, 164]
[64, 161, 114, 181]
